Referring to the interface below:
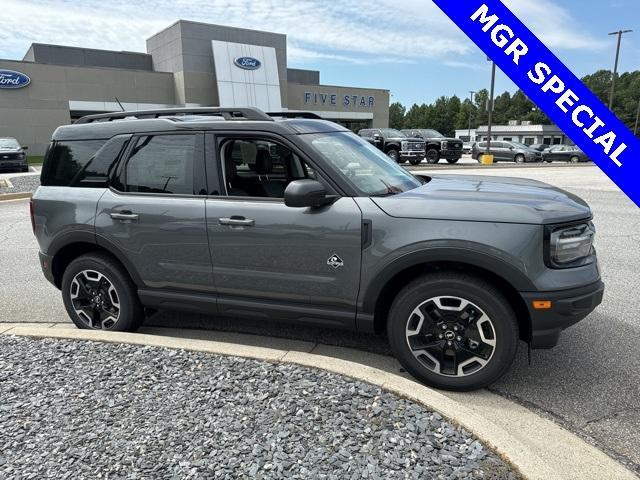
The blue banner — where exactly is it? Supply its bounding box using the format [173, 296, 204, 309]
[432, 0, 640, 208]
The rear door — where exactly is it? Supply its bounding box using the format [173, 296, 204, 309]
[204, 132, 363, 328]
[96, 132, 214, 293]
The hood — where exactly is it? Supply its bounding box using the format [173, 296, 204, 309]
[0, 146, 22, 152]
[372, 174, 591, 225]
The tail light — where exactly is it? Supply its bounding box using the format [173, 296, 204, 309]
[29, 199, 35, 234]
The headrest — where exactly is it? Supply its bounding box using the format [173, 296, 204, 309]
[255, 149, 273, 175]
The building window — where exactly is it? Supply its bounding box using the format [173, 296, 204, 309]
[523, 137, 535, 145]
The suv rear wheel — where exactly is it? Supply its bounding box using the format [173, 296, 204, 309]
[387, 272, 518, 391]
[61, 253, 144, 332]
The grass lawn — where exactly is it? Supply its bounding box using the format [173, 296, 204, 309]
[28, 155, 44, 167]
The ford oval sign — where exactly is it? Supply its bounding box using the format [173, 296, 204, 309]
[0, 69, 31, 89]
[234, 57, 261, 70]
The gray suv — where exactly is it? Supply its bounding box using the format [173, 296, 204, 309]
[31, 108, 604, 391]
[472, 141, 543, 163]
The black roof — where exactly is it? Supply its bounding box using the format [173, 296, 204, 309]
[53, 108, 348, 141]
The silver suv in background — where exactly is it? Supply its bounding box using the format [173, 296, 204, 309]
[31, 108, 603, 391]
[472, 141, 543, 163]
[0, 137, 28, 172]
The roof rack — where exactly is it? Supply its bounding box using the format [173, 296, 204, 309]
[74, 107, 274, 124]
[266, 111, 323, 120]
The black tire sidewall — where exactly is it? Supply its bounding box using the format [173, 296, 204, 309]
[409, 157, 422, 165]
[61, 254, 143, 332]
[387, 274, 518, 391]
[515, 154, 525, 163]
[447, 159, 459, 164]
[570, 156, 579, 163]
[426, 149, 439, 164]
[387, 149, 400, 162]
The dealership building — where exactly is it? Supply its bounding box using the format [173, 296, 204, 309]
[0, 20, 390, 155]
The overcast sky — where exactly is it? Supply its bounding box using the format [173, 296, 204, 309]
[1, 0, 638, 105]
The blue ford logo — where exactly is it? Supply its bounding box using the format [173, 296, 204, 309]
[234, 57, 261, 70]
[0, 69, 31, 89]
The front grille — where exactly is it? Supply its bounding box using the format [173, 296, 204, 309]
[407, 142, 425, 151]
[0, 153, 21, 161]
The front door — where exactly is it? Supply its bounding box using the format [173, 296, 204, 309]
[206, 135, 362, 327]
[96, 132, 213, 293]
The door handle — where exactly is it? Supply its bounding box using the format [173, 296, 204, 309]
[219, 217, 255, 227]
[110, 211, 139, 221]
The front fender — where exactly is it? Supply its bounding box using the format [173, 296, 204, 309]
[357, 242, 537, 318]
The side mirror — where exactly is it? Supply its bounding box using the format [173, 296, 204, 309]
[372, 134, 382, 141]
[284, 179, 335, 208]
[22, 146, 29, 150]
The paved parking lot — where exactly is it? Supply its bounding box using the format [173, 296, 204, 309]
[0, 164, 637, 473]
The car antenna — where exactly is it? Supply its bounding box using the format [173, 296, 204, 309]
[114, 97, 125, 112]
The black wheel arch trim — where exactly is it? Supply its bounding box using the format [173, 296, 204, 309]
[358, 246, 537, 316]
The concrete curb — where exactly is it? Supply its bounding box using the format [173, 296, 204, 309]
[1, 323, 636, 480]
[0, 192, 32, 201]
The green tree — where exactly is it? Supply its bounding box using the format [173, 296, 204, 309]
[388, 102, 406, 130]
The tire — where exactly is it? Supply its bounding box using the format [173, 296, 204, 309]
[387, 272, 518, 391]
[425, 149, 439, 164]
[21, 166, 29, 172]
[408, 157, 423, 166]
[515, 154, 525, 163]
[61, 253, 144, 332]
[386, 149, 400, 163]
[570, 156, 580, 163]
[446, 158, 459, 164]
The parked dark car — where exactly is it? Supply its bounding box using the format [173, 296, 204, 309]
[542, 145, 589, 163]
[358, 128, 426, 165]
[402, 129, 463, 164]
[471, 141, 543, 163]
[31, 107, 603, 391]
[0, 137, 28, 172]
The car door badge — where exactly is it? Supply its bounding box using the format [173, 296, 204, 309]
[327, 254, 344, 269]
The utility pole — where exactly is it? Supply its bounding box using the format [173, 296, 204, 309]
[608, 29, 632, 109]
[634, 98, 640, 136]
[468, 90, 476, 142]
[485, 62, 496, 155]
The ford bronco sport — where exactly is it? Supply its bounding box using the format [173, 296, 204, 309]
[31, 108, 604, 391]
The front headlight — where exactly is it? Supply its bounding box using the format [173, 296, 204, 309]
[547, 222, 595, 268]
[442, 141, 448, 149]
[401, 141, 408, 150]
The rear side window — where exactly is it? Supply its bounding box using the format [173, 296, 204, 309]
[41, 140, 107, 186]
[123, 134, 196, 195]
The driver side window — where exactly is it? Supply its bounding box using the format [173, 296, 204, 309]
[221, 138, 317, 199]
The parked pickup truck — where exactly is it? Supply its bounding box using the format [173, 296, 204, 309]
[358, 128, 426, 165]
[402, 129, 463, 164]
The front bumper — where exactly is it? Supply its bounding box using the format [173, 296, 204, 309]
[400, 150, 426, 160]
[520, 280, 604, 348]
[0, 159, 27, 171]
[440, 149, 463, 160]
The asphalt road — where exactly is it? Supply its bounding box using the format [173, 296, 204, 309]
[1, 164, 638, 473]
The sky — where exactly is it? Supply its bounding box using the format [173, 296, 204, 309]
[1, 0, 638, 106]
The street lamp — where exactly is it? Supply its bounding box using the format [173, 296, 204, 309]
[468, 90, 476, 142]
[485, 61, 496, 156]
[608, 29, 632, 109]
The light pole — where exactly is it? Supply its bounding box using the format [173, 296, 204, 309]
[608, 29, 632, 109]
[485, 61, 496, 156]
[468, 90, 476, 142]
[634, 98, 640, 136]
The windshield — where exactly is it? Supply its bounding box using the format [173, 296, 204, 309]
[511, 142, 531, 149]
[420, 129, 444, 138]
[0, 138, 20, 149]
[304, 132, 423, 196]
[380, 129, 406, 138]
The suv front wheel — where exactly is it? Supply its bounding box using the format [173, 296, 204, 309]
[61, 253, 144, 332]
[387, 272, 518, 391]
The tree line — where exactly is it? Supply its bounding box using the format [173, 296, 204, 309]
[389, 70, 640, 138]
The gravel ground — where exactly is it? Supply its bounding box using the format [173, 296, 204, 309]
[0, 336, 518, 480]
[0, 175, 40, 194]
